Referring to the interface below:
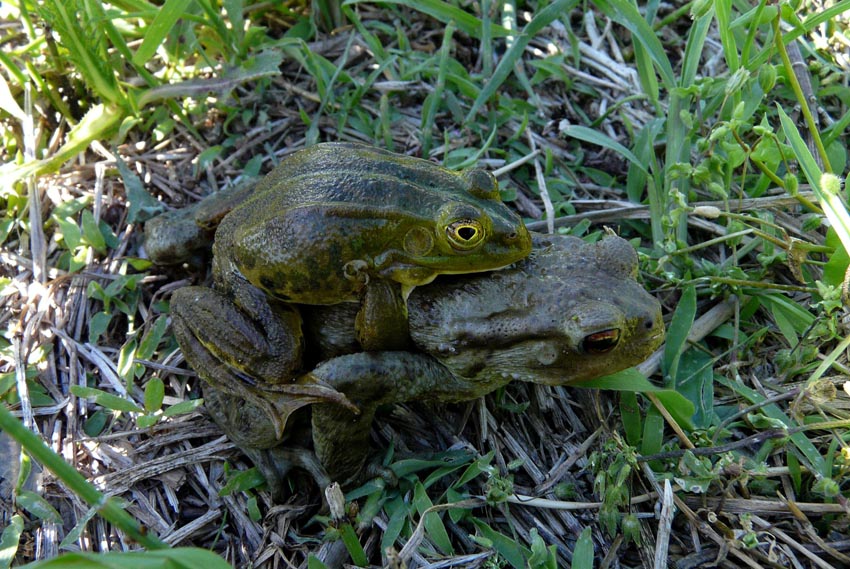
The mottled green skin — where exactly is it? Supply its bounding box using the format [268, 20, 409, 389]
[176, 233, 665, 492]
[213, 143, 531, 305]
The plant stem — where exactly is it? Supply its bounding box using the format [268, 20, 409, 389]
[773, 17, 832, 173]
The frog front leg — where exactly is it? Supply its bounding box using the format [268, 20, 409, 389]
[343, 261, 411, 351]
[299, 351, 490, 485]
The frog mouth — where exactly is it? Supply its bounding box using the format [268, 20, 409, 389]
[480, 331, 665, 387]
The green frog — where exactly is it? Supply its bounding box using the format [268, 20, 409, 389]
[148, 143, 532, 398]
[174, 233, 665, 490]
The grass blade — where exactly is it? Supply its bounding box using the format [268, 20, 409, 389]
[592, 0, 675, 91]
[132, 0, 193, 66]
[715, 375, 825, 474]
[560, 125, 648, 175]
[777, 106, 850, 256]
[344, 0, 493, 39]
[465, 0, 579, 122]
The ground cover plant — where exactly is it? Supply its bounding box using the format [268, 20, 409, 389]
[1, 0, 850, 567]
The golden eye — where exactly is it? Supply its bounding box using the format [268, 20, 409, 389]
[582, 329, 620, 354]
[446, 220, 485, 250]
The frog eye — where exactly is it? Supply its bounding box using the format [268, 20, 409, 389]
[582, 329, 620, 354]
[446, 219, 486, 250]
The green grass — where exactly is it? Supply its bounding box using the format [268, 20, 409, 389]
[2, 0, 850, 567]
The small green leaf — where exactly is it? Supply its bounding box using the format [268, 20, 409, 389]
[663, 285, 697, 382]
[760, 294, 813, 347]
[162, 398, 203, 417]
[0, 514, 23, 569]
[126, 257, 153, 271]
[380, 497, 410, 552]
[823, 228, 850, 288]
[413, 483, 453, 555]
[527, 528, 557, 569]
[674, 348, 714, 428]
[247, 495, 262, 523]
[0, 73, 25, 120]
[571, 527, 594, 569]
[196, 146, 223, 175]
[338, 524, 368, 567]
[116, 156, 164, 224]
[619, 391, 642, 446]
[136, 414, 159, 429]
[117, 339, 138, 383]
[144, 378, 164, 413]
[787, 453, 802, 494]
[16, 490, 62, 523]
[88, 311, 112, 344]
[471, 519, 528, 569]
[0, 373, 17, 399]
[16, 454, 30, 495]
[389, 450, 473, 479]
[59, 507, 98, 550]
[218, 467, 267, 495]
[452, 450, 494, 488]
[71, 386, 143, 413]
[640, 407, 664, 459]
[307, 554, 329, 569]
[80, 209, 106, 253]
[83, 410, 109, 437]
[132, 0, 193, 66]
[53, 216, 82, 251]
[137, 316, 168, 361]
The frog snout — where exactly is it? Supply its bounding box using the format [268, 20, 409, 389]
[641, 307, 666, 345]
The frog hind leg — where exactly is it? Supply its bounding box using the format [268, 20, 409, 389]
[171, 284, 303, 384]
[171, 297, 289, 441]
[171, 287, 359, 439]
[240, 444, 332, 502]
[205, 382, 335, 499]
